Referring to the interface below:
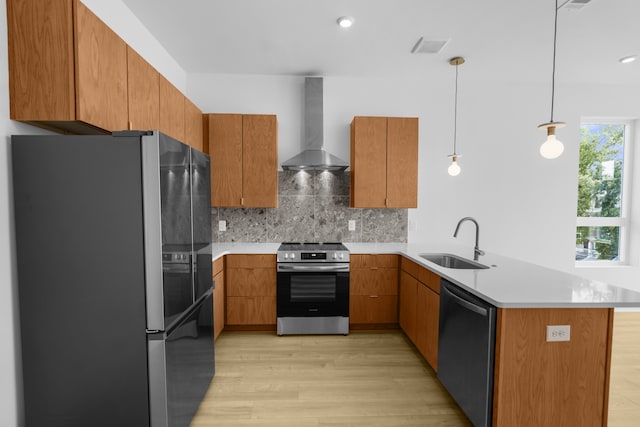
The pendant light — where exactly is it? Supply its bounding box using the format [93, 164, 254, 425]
[538, 0, 565, 159]
[448, 56, 464, 176]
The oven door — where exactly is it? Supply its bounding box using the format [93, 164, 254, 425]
[277, 264, 349, 317]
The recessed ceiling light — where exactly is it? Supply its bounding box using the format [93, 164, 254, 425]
[337, 16, 354, 28]
[619, 55, 637, 64]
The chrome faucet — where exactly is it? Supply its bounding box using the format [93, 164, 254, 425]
[453, 217, 485, 261]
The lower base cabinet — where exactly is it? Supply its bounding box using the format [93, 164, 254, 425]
[226, 296, 276, 325]
[225, 254, 276, 326]
[399, 257, 440, 371]
[349, 254, 399, 327]
[493, 307, 614, 427]
[212, 257, 225, 340]
[416, 283, 439, 369]
[399, 270, 418, 339]
[350, 295, 398, 324]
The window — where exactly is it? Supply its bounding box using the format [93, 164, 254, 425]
[576, 120, 632, 264]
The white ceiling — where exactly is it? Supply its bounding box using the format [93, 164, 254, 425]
[121, 0, 640, 85]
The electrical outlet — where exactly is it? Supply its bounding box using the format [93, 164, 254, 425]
[546, 325, 571, 342]
[218, 220, 226, 232]
[348, 220, 356, 231]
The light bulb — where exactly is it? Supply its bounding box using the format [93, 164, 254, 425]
[448, 157, 461, 176]
[337, 16, 354, 28]
[540, 134, 564, 159]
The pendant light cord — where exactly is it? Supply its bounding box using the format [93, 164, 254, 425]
[453, 63, 459, 155]
[550, 0, 559, 123]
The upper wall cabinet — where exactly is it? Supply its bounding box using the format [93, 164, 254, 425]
[7, 0, 205, 151]
[8, 0, 129, 133]
[184, 98, 204, 152]
[159, 75, 185, 143]
[127, 46, 159, 131]
[350, 116, 418, 208]
[206, 114, 278, 208]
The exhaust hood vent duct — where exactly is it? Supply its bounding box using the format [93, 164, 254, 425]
[281, 77, 349, 171]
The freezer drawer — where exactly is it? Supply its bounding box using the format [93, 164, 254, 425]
[148, 289, 215, 427]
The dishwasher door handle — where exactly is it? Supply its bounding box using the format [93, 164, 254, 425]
[443, 284, 488, 316]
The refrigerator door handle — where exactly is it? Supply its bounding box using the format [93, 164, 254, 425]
[141, 133, 164, 331]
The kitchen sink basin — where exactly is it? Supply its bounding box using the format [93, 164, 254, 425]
[419, 253, 489, 269]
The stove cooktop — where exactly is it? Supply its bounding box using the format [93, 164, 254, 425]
[278, 242, 347, 251]
[277, 242, 350, 263]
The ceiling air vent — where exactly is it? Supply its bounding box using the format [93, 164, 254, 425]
[559, 0, 594, 11]
[411, 37, 449, 54]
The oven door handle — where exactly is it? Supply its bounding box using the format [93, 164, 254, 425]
[277, 264, 350, 272]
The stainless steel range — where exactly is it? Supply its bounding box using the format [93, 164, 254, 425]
[276, 242, 350, 335]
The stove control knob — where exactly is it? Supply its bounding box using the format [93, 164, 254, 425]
[339, 253, 344, 260]
[291, 253, 296, 259]
[333, 253, 337, 259]
[284, 253, 289, 259]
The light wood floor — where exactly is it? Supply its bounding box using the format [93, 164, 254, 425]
[192, 312, 640, 426]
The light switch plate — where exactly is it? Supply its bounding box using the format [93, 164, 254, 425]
[218, 220, 226, 232]
[348, 220, 356, 231]
[546, 325, 570, 342]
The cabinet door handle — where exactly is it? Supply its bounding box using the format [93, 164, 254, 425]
[370, 295, 379, 298]
[370, 267, 379, 270]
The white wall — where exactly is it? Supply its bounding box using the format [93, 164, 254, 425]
[0, 1, 186, 425]
[191, 72, 640, 292]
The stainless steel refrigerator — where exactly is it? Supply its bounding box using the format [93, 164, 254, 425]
[11, 131, 214, 427]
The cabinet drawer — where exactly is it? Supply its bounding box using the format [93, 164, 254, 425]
[226, 296, 276, 325]
[226, 254, 275, 268]
[226, 268, 276, 297]
[350, 269, 398, 296]
[350, 295, 398, 324]
[418, 267, 440, 294]
[401, 257, 420, 278]
[351, 254, 398, 269]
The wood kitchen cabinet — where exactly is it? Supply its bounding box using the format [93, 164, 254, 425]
[207, 114, 278, 207]
[399, 257, 440, 371]
[350, 116, 418, 208]
[493, 308, 614, 426]
[399, 269, 418, 342]
[415, 268, 440, 370]
[127, 46, 159, 131]
[7, 0, 129, 133]
[159, 75, 185, 143]
[212, 257, 225, 340]
[349, 254, 399, 327]
[184, 98, 204, 152]
[225, 255, 276, 327]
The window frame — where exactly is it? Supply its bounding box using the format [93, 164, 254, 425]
[575, 118, 633, 267]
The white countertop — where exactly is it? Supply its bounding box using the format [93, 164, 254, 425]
[212, 242, 640, 308]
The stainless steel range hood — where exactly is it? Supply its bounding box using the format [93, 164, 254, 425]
[281, 77, 349, 171]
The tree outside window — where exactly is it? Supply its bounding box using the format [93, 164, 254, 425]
[576, 122, 628, 262]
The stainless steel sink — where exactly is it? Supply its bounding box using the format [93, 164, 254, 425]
[419, 253, 489, 269]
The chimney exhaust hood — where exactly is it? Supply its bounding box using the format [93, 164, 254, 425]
[281, 77, 349, 171]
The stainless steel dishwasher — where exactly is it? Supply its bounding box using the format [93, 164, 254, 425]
[437, 279, 497, 427]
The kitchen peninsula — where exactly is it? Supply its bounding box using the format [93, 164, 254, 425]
[211, 241, 640, 427]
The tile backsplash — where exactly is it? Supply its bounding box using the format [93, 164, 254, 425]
[211, 171, 407, 243]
